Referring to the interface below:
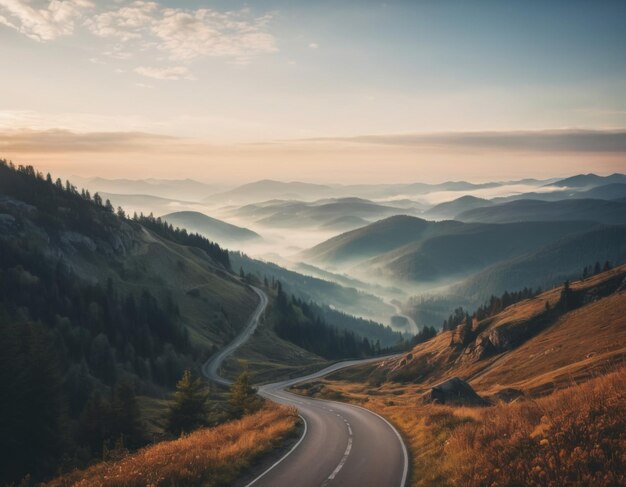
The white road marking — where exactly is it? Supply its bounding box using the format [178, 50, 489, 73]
[244, 414, 308, 487]
[348, 403, 409, 487]
[347, 424, 352, 436]
[321, 436, 353, 486]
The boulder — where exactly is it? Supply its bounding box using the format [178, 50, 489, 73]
[422, 377, 488, 406]
[491, 388, 524, 403]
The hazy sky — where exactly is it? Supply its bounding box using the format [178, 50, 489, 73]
[0, 0, 625, 182]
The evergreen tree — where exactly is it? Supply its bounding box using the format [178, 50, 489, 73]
[228, 371, 259, 418]
[110, 381, 145, 449]
[166, 370, 209, 435]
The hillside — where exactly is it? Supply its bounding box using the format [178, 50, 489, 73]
[452, 224, 626, 303]
[365, 220, 591, 283]
[292, 265, 626, 487]
[457, 198, 626, 224]
[162, 210, 261, 247]
[228, 197, 412, 231]
[423, 195, 492, 220]
[350, 263, 626, 393]
[549, 172, 626, 188]
[230, 251, 396, 325]
[576, 182, 626, 200]
[303, 215, 596, 282]
[301, 215, 450, 266]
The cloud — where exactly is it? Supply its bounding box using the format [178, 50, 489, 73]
[85, 1, 157, 41]
[0, 0, 92, 41]
[308, 42, 318, 49]
[302, 129, 626, 153]
[0, 1, 277, 67]
[86, 2, 277, 62]
[134, 65, 195, 80]
[0, 128, 180, 153]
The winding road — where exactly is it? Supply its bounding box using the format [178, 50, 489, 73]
[202, 285, 408, 487]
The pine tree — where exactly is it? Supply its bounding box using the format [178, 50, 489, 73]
[166, 370, 209, 436]
[110, 382, 145, 449]
[228, 371, 258, 418]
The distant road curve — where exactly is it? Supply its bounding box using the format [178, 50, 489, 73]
[202, 285, 408, 487]
[202, 285, 268, 386]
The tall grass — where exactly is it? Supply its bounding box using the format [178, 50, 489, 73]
[445, 368, 626, 487]
[45, 404, 298, 487]
[304, 367, 626, 486]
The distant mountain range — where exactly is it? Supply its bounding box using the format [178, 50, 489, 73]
[457, 198, 626, 225]
[302, 215, 626, 305]
[451, 225, 626, 303]
[205, 180, 335, 204]
[423, 195, 493, 220]
[71, 176, 223, 201]
[98, 192, 207, 217]
[547, 173, 626, 189]
[226, 197, 417, 231]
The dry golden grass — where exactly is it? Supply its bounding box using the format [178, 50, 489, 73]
[305, 265, 626, 486]
[303, 368, 626, 487]
[45, 404, 298, 487]
[471, 290, 626, 396]
[373, 263, 626, 397]
[445, 368, 626, 487]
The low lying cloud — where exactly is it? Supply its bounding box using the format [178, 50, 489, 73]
[306, 129, 626, 153]
[134, 65, 195, 80]
[0, 0, 93, 41]
[0, 128, 180, 153]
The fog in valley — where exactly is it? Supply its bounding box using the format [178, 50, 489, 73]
[76, 173, 626, 334]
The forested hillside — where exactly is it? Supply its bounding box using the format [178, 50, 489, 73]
[0, 161, 258, 484]
[270, 281, 401, 359]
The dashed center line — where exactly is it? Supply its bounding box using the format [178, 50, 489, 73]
[322, 435, 353, 486]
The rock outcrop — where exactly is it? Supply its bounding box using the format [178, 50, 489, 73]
[422, 377, 488, 406]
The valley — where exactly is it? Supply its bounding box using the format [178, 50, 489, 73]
[2, 3, 625, 486]
[1, 162, 625, 487]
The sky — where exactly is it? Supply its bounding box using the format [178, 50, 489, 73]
[0, 0, 625, 183]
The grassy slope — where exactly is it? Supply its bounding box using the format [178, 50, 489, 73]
[368, 263, 626, 395]
[222, 292, 329, 384]
[292, 265, 626, 486]
[46, 404, 299, 487]
[114, 229, 258, 349]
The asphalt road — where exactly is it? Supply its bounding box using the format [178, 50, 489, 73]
[202, 285, 408, 487]
[202, 285, 268, 386]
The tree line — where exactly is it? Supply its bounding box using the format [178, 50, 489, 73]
[0, 160, 230, 270]
[443, 287, 540, 332]
[271, 281, 393, 359]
